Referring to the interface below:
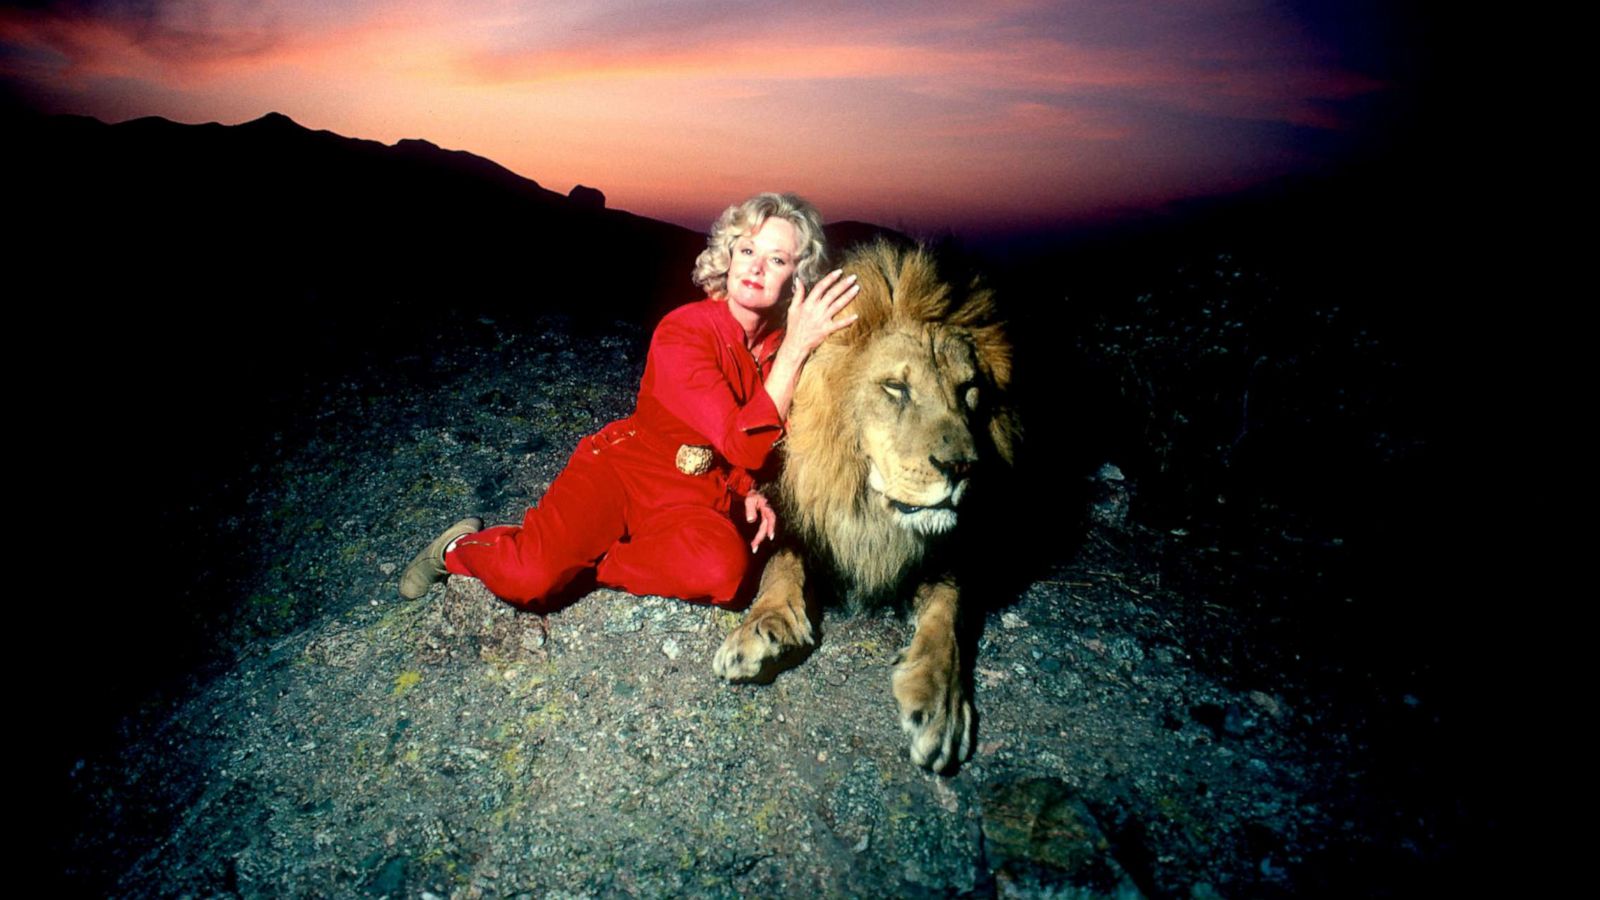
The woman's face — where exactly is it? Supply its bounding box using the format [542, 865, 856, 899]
[726, 216, 800, 319]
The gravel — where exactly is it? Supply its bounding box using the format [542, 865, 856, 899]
[59, 314, 1456, 897]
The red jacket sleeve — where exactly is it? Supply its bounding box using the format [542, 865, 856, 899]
[647, 311, 784, 472]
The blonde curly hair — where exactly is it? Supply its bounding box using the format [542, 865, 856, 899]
[692, 193, 827, 299]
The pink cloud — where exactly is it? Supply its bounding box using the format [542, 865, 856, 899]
[1, 0, 1397, 231]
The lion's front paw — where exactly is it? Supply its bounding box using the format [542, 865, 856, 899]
[712, 605, 814, 682]
[892, 648, 974, 773]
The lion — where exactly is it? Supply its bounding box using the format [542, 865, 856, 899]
[712, 239, 1020, 772]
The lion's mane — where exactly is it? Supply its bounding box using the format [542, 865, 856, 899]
[776, 240, 1020, 602]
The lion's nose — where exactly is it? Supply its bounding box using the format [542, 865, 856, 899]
[929, 418, 977, 480]
[930, 454, 976, 479]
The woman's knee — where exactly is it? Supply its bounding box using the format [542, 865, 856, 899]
[675, 524, 749, 604]
[698, 551, 749, 605]
[603, 516, 747, 603]
[489, 562, 584, 608]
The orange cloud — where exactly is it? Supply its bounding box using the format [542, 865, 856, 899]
[1, 0, 1397, 233]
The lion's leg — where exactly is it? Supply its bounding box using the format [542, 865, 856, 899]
[712, 547, 815, 681]
[892, 579, 974, 772]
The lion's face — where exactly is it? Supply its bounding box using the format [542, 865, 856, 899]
[855, 327, 984, 536]
[778, 240, 1014, 599]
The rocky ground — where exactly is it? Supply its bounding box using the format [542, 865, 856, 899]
[58, 314, 1467, 897]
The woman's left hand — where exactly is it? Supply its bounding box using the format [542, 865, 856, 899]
[745, 491, 777, 552]
[782, 269, 860, 361]
[762, 270, 861, 423]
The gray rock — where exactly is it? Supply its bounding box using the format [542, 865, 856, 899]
[980, 777, 1144, 899]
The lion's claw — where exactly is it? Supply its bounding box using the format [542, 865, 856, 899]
[713, 606, 813, 681]
[892, 649, 974, 773]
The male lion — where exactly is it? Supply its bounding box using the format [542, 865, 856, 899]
[713, 240, 1019, 772]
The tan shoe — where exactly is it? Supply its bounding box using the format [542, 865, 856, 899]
[398, 517, 484, 599]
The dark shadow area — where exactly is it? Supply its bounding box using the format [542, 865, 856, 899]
[964, 136, 1494, 892]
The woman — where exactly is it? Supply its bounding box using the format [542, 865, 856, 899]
[399, 192, 858, 609]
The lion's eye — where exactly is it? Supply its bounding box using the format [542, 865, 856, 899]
[882, 381, 909, 403]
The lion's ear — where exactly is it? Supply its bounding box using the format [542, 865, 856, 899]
[963, 319, 1018, 466]
[968, 323, 1013, 390]
[987, 405, 1022, 468]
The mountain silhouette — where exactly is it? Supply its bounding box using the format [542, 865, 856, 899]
[15, 110, 715, 324]
[12, 110, 904, 324]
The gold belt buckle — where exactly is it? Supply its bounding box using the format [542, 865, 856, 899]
[675, 444, 714, 476]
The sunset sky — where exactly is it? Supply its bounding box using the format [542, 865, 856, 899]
[1, 1, 1418, 236]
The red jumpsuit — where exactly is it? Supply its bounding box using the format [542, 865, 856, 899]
[444, 299, 785, 610]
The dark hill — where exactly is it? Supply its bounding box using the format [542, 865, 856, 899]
[12, 110, 704, 325]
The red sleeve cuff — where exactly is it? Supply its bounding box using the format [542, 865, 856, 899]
[720, 387, 784, 470]
[726, 468, 756, 497]
[732, 386, 783, 435]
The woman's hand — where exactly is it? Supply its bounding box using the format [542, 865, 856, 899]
[762, 269, 861, 422]
[783, 269, 860, 360]
[745, 490, 778, 552]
